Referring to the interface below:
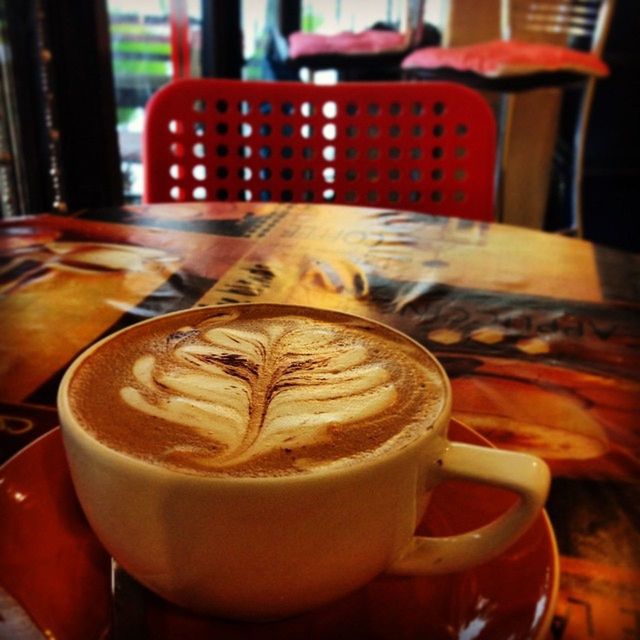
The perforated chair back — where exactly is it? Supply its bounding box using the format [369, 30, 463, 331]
[143, 79, 496, 221]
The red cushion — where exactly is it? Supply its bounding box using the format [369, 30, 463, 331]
[401, 40, 609, 77]
[289, 30, 409, 58]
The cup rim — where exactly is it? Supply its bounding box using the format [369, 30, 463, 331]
[57, 302, 453, 484]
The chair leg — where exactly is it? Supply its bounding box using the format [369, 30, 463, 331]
[500, 90, 563, 229]
[494, 92, 516, 223]
[571, 78, 597, 238]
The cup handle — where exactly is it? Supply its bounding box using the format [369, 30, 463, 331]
[387, 442, 550, 575]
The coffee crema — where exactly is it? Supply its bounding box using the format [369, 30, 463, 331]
[68, 305, 446, 476]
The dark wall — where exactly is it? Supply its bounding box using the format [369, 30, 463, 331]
[582, 0, 640, 253]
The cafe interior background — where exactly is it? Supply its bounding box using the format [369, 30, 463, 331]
[0, 0, 638, 252]
[1, 1, 640, 639]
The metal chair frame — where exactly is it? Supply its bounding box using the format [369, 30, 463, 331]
[501, 0, 616, 235]
[404, 0, 615, 234]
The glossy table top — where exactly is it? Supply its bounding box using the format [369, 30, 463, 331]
[1, 202, 639, 639]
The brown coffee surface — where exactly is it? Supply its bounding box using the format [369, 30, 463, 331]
[68, 305, 446, 476]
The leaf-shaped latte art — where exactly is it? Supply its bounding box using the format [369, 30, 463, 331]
[120, 317, 398, 468]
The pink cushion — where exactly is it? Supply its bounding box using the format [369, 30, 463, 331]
[401, 40, 609, 77]
[289, 30, 408, 58]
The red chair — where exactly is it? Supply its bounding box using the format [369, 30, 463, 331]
[143, 79, 496, 222]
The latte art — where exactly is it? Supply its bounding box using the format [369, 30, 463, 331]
[68, 305, 446, 476]
[121, 319, 397, 467]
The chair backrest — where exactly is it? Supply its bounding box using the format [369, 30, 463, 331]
[503, 0, 615, 54]
[143, 79, 496, 221]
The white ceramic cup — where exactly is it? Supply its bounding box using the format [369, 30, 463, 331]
[57, 305, 550, 620]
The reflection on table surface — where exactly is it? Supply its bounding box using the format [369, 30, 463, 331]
[1, 202, 639, 639]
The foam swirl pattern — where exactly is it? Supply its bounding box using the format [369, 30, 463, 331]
[68, 307, 445, 476]
[121, 319, 401, 467]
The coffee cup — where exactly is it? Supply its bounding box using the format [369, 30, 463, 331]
[57, 303, 550, 620]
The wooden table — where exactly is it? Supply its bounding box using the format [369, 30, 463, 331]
[1, 202, 639, 639]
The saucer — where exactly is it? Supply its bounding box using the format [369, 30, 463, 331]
[0, 420, 558, 639]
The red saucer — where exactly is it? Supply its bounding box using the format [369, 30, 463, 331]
[0, 421, 558, 639]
